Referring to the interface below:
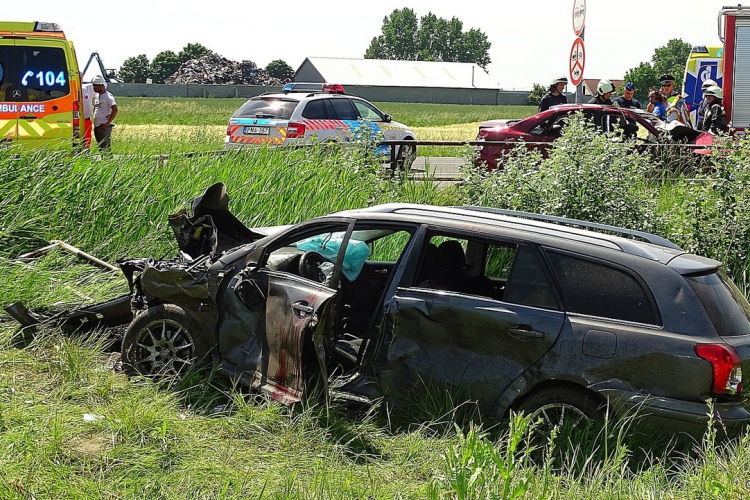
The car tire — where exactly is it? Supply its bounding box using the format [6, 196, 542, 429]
[397, 141, 417, 172]
[516, 386, 605, 429]
[121, 303, 210, 381]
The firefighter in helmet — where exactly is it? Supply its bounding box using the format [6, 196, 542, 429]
[539, 76, 568, 112]
[695, 79, 718, 130]
[660, 74, 691, 125]
[701, 85, 728, 134]
[588, 79, 614, 105]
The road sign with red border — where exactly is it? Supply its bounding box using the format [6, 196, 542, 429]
[569, 37, 585, 86]
[573, 0, 586, 36]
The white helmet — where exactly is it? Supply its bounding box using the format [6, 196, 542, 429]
[704, 85, 724, 99]
[597, 79, 615, 95]
[701, 79, 718, 91]
[92, 75, 107, 89]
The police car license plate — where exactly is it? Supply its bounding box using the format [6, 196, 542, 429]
[244, 126, 269, 135]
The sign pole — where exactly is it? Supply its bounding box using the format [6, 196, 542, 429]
[572, 0, 586, 103]
[576, 29, 585, 103]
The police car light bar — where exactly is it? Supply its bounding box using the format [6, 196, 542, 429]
[34, 22, 63, 32]
[323, 84, 345, 94]
[282, 82, 346, 94]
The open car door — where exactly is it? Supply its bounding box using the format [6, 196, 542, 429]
[252, 270, 336, 404]
[219, 221, 354, 405]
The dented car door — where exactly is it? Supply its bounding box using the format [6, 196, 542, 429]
[217, 221, 354, 404]
[378, 237, 565, 416]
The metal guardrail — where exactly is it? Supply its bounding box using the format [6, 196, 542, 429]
[139, 139, 713, 174]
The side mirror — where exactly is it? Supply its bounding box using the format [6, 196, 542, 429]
[383, 114, 393, 123]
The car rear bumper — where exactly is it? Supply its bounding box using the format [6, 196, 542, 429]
[602, 389, 749, 437]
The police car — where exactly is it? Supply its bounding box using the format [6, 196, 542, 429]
[224, 83, 417, 168]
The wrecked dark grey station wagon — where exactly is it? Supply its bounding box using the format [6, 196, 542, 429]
[9, 183, 750, 435]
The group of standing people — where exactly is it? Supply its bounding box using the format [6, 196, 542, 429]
[537, 74, 728, 135]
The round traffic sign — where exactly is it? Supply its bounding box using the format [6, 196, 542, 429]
[569, 37, 585, 86]
[573, 0, 586, 36]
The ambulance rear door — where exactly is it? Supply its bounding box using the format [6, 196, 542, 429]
[12, 38, 74, 148]
[0, 39, 19, 145]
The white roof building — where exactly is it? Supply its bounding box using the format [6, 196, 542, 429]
[294, 57, 500, 89]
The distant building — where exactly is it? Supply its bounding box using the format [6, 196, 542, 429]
[583, 79, 624, 96]
[294, 57, 500, 89]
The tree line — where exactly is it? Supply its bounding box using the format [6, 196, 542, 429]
[117, 9, 493, 84]
[118, 43, 294, 84]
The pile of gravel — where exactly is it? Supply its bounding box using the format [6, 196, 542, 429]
[166, 53, 284, 85]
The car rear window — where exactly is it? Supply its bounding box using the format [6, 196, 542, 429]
[233, 98, 297, 119]
[0, 45, 70, 101]
[546, 251, 659, 325]
[686, 271, 750, 337]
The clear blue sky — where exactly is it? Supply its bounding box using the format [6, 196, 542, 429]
[5, 0, 733, 90]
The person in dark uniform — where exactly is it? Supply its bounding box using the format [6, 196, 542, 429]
[538, 76, 568, 112]
[613, 82, 641, 109]
[587, 79, 614, 105]
[701, 85, 729, 134]
[695, 79, 717, 130]
[659, 74, 690, 125]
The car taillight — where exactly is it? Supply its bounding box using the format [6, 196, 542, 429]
[72, 100, 80, 139]
[287, 122, 306, 138]
[226, 123, 231, 136]
[695, 343, 743, 395]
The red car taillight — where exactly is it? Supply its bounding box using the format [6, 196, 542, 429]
[695, 343, 743, 395]
[286, 122, 306, 139]
[72, 100, 80, 139]
[226, 123, 231, 136]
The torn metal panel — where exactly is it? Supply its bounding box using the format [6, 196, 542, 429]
[3, 294, 133, 333]
[169, 182, 266, 260]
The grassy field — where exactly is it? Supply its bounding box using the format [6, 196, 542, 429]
[2, 108, 750, 498]
[110, 98, 538, 155]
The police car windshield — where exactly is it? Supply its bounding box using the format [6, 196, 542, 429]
[0, 46, 71, 102]
[234, 98, 297, 120]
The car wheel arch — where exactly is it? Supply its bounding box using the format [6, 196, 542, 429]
[508, 379, 606, 419]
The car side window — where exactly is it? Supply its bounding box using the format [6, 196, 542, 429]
[330, 98, 358, 120]
[530, 117, 554, 135]
[265, 227, 350, 283]
[301, 99, 326, 119]
[546, 250, 659, 324]
[352, 100, 384, 121]
[414, 234, 559, 309]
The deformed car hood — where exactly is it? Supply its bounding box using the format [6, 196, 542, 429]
[168, 182, 267, 260]
[658, 121, 711, 144]
[478, 119, 517, 130]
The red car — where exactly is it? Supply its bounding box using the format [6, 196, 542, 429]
[476, 104, 715, 170]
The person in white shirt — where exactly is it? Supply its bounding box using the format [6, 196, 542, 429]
[92, 75, 118, 152]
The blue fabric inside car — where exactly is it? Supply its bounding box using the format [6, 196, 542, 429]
[297, 235, 371, 281]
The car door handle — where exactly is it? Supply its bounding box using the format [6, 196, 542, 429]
[20, 115, 38, 120]
[374, 269, 389, 274]
[508, 326, 544, 339]
[292, 302, 314, 314]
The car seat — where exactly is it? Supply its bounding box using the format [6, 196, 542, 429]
[435, 240, 467, 291]
[416, 242, 440, 285]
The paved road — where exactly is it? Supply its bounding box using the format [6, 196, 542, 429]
[409, 156, 465, 181]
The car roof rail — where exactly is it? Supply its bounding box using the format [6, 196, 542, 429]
[458, 206, 682, 250]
